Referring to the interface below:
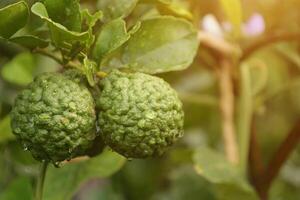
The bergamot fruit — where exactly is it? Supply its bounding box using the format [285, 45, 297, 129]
[96, 70, 184, 158]
[11, 72, 97, 164]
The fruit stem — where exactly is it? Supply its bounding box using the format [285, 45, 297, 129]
[35, 162, 48, 200]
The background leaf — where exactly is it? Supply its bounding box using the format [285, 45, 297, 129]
[43, 0, 82, 32]
[107, 16, 198, 74]
[1, 53, 35, 86]
[0, 1, 29, 39]
[43, 150, 126, 200]
[97, 0, 138, 22]
[193, 147, 259, 200]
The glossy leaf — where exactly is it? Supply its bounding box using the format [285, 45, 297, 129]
[193, 147, 259, 200]
[219, 0, 242, 37]
[114, 16, 198, 74]
[43, 0, 82, 32]
[10, 35, 49, 49]
[0, 116, 14, 143]
[0, 1, 29, 38]
[97, 0, 138, 22]
[43, 149, 126, 200]
[93, 19, 131, 63]
[31, 2, 90, 49]
[1, 53, 35, 86]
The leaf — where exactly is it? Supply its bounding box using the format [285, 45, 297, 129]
[157, 3, 193, 21]
[10, 35, 49, 49]
[143, 0, 193, 20]
[1, 53, 35, 86]
[31, 2, 90, 50]
[83, 56, 97, 87]
[0, 116, 14, 143]
[81, 9, 103, 47]
[0, 177, 33, 200]
[43, 0, 82, 32]
[219, 0, 242, 37]
[0, 1, 29, 38]
[43, 149, 126, 200]
[93, 19, 131, 63]
[193, 147, 259, 200]
[110, 16, 198, 74]
[97, 0, 138, 22]
[236, 64, 253, 175]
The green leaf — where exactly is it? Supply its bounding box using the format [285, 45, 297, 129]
[43, 0, 82, 32]
[97, 0, 138, 22]
[193, 147, 259, 200]
[43, 149, 126, 200]
[219, 0, 242, 37]
[93, 19, 131, 63]
[0, 116, 14, 143]
[1, 53, 35, 86]
[83, 56, 97, 87]
[236, 63, 253, 175]
[81, 9, 103, 30]
[143, 0, 193, 20]
[10, 35, 49, 49]
[108, 16, 198, 74]
[81, 9, 103, 48]
[31, 2, 90, 50]
[0, 1, 29, 38]
[0, 177, 33, 200]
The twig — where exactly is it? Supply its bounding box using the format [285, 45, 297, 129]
[262, 119, 300, 193]
[241, 32, 300, 61]
[218, 58, 239, 164]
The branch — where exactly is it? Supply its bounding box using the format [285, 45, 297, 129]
[218, 58, 239, 164]
[198, 31, 240, 56]
[241, 32, 300, 61]
[249, 116, 267, 200]
[262, 119, 300, 192]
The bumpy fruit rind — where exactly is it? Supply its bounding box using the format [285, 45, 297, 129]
[97, 70, 184, 158]
[11, 73, 96, 163]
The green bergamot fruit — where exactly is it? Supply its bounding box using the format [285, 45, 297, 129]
[96, 70, 184, 158]
[11, 72, 97, 164]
